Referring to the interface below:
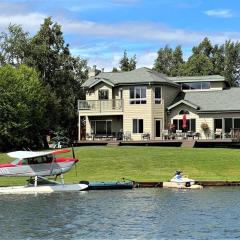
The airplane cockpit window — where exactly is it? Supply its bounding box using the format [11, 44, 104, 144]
[28, 155, 53, 164]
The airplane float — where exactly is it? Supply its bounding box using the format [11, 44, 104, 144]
[0, 149, 88, 194]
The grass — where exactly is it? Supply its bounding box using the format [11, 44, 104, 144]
[1, 146, 240, 185]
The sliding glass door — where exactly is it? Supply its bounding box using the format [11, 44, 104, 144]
[90, 120, 112, 136]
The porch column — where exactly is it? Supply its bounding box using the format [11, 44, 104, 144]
[78, 111, 81, 141]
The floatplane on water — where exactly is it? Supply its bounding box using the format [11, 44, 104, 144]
[0, 149, 88, 194]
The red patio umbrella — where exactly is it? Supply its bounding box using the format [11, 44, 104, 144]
[182, 114, 187, 130]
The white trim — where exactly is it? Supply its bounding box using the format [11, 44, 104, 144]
[167, 100, 199, 110]
[89, 78, 114, 88]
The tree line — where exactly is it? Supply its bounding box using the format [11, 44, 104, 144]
[117, 37, 240, 87]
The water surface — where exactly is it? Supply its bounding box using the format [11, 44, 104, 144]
[0, 187, 240, 239]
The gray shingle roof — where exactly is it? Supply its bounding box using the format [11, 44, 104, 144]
[169, 75, 225, 83]
[170, 88, 240, 112]
[82, 67, 179, 88]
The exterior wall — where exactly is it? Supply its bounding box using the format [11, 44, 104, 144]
[122, 85, 153, 140]
[161, 85, 180, 129]
[210, 81, 226, 90]
[162, 85, 180, 107]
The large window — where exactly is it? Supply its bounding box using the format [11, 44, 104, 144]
[133, 119, 144, 133]
[181, 82, 210, 90]
[173, 119, 196, 132]
[155, 87, 162, 104]
[98, 89, 109, 100]
[130, 86, 146, 104]
[90, 120, 112, 136]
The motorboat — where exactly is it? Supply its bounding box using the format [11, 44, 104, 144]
[163, 171, 203, 189]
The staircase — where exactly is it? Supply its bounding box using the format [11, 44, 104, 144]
[181, 140, 196, 148]
[107, 141, 120, 147]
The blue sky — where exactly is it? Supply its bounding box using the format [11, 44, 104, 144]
[1, 0, 240, 70]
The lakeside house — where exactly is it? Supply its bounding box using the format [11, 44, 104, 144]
[78, 66, 240, 141]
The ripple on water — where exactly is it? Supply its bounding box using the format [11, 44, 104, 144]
[0, 188, 240, 239]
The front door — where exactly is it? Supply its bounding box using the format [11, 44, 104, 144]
[155, 119, 162, 138]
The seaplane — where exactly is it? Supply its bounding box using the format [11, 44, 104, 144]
[0, 148, 88, 194]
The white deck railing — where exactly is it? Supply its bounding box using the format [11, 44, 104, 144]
[78, 99, 123, 113]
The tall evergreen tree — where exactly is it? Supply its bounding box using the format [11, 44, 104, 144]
[154, 45, 184, 76]
[119, 50, 137, 71]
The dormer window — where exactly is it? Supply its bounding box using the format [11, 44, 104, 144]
[179, 109, 189, 115]
[98, 89, 109, 100]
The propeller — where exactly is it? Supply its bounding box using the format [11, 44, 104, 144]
[71, 144, 78, 177]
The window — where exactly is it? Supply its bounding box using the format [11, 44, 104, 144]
[172, 119, 196, 132]
[155, 87, 162, 104]
[129, 87, 147, 104]
[179, 109, 190, 115]
[181, 82, 210, 90]
[90, 120, 112, 136]
[214, 119, 222, 131]
[98, 89, 109, 100]
[133, 119, 143, 133]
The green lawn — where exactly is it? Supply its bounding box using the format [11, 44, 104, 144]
[0, 146, 240, 185]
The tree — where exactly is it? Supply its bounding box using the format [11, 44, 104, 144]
[181, 54, 213, 76]
[112, 67, 119, 72]
[224, 41, 240, 86]
[154, 45, 184, 76]
[119, 50, 136, 71]
[27, 17, 88, 138]
[0, 65, 50, 150]
[0, 24, 30, 66]
[192, 37, 213, 57]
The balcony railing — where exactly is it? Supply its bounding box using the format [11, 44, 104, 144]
[78, 99, 123, 113]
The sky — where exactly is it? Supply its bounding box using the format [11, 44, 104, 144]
[1, 0, 240, 71]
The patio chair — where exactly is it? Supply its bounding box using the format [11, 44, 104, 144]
[123, 131, 131, 141]
[215, 128, 222, 139]
[176, 130, 183, 139]
[86, 133, 94, 140]
[141, 132, 150, 140]
[162, 130, 170, 140]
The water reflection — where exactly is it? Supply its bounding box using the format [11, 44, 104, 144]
[0, 188, 240, 239]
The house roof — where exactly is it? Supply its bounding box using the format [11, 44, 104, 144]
[82, 67, 179, 88]
[168, 88, 240, 113]
[169, 75, 225, 83]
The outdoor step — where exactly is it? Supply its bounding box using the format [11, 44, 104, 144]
[107, 141, 120, 147]
[181, 140, 196, 148]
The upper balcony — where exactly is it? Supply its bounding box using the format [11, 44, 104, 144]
[78, 99, 124, 115]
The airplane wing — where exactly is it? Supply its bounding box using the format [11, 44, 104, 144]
[7, 149, 71, 159]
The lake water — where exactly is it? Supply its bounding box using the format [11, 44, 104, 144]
[0, 187, 240, 239]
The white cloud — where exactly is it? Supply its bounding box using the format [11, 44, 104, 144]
[0, 12, 47, 32]
[60, 18, 240, 45]
[204, 9, 234, 18]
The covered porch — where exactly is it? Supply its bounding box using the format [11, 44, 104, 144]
[78, 115, 123, 141]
